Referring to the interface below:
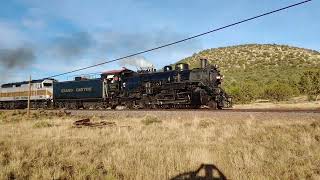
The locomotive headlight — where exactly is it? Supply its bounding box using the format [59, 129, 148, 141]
[216, 75, 224, 80]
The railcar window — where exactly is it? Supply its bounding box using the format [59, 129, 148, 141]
[43, 83, 52, 87]
[1, 85, 13, 88]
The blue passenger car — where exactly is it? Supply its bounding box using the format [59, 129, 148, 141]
[53, 78, 103, 101]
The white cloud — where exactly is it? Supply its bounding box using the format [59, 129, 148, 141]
[31, 57, 116, 81]
[22, 18, 46, 29]
[20, 0, 143, 31]
[0, 70, 30, 84]
[0, 21, 27, 48]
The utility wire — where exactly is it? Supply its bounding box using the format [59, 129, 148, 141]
[48, 0, 312, 78]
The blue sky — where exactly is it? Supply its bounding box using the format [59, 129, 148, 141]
[0, 0, 319, 83]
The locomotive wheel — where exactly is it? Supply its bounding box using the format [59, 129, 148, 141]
[199, 89, 209, 105]
[125, 101, 134, 109]
[151, 104, 159, 109]
[69, 103, 78, 110]
[191, 105, 201, 109]
[138, 101, 145, 109]
[9, 102, 15, 109]
[83, 103, 90, 109]
[207, 101, 217, 109]
[161, 104, 170, 109]
[58, 102, 65, 109]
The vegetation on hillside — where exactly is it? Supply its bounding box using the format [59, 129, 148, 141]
[299, 71, 320, 101]
[179, 44, 320, 103]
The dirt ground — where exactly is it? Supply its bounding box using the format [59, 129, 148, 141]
[234, 100, 320, 110]
[0, 110, 320, 180]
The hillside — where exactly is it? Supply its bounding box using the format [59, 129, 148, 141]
[178, 44, 320, 103]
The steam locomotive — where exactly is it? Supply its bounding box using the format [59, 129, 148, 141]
[0, 59, 232, 110]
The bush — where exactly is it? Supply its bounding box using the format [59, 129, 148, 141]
[141, 116, 162, 126]
[299, 71, 320, 100]
[198, 119, 215, 128]
[33, 121, 54, 128]
[264, 82, 294, 101]
[227, 81, 262, 104]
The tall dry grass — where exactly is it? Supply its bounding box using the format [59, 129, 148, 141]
[0, 110, 320, 179]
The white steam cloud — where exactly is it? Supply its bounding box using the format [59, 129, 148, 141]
[118, 56, 154, 69]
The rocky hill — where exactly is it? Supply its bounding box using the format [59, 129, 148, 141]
[178, 44, 320, 103]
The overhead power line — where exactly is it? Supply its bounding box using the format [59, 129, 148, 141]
[48, 0, 312, 78]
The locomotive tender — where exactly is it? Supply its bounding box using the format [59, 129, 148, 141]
[0, 59, 232, 110]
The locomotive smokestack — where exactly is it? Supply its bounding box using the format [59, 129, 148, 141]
[200, 58, 208, 69]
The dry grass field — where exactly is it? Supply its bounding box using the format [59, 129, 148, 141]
[234, 99, 320, 110]
[0, 110, 320, 180]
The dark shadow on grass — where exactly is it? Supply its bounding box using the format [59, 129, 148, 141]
[170, 164, 227, 180]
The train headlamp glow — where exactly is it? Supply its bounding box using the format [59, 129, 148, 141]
[107, 75, 114, 79]
[216, 75, 224, 80]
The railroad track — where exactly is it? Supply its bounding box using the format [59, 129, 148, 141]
[2, 108, 320, 113]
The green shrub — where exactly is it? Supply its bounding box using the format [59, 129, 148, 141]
[299, 71, 320, 100]
[264, 82, 294, 101]
[33, 121, 54, 128]
[141, 116, 162, 126]
[198, 119, 215, 128]
[227, 81, 262, 103]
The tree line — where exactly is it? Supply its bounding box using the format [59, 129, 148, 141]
[224, 70, 320, 103]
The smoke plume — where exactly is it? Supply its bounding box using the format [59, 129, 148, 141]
[97, 29, 201, 55]
[46, 29, 201, 65]
[0, 47, 35, 69]
[118, 56, 154, 69]
[50, 32, 93, 58]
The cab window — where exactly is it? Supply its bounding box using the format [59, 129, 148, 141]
[43, 83, 52, 87]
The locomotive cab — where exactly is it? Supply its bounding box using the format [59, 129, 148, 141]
[42, 79, 54, 88]
[101, 68, 136, 98]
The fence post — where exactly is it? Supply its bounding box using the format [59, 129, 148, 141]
[27, 75, 31, 117]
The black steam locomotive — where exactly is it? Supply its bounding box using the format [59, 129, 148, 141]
[0, 59, 232, 110]
[53, 59, 232, 109]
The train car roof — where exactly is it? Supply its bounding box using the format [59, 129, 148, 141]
[101, 68, 137, 79]
[1, 78, 56, 88]
[101, 67, 135, 75]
